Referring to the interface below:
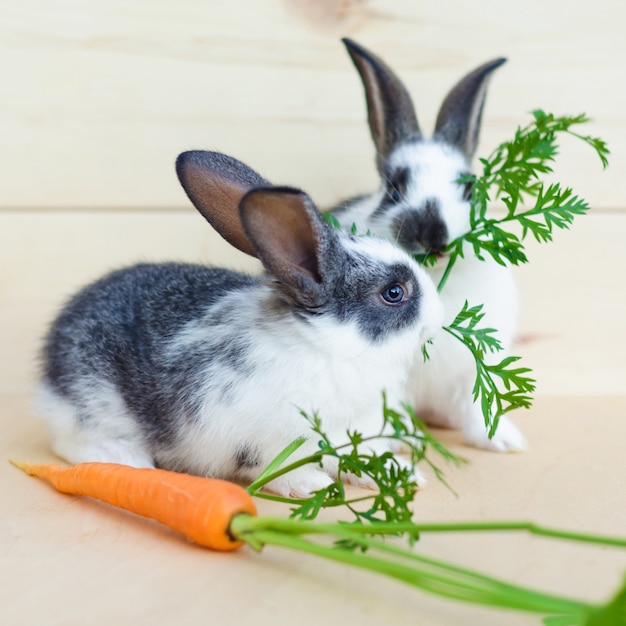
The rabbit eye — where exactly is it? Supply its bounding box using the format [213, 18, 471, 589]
[386, 182, 402, 203]
[380, 283, 406, 305]
[385, 167, 409, 204]
[462, 180, 473, 201]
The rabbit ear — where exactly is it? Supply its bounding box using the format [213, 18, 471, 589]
[239, 187, 339, 308]
[434, 58, 506, 160]
[176, 150, 270, 257]
[343, 38, 421, 171]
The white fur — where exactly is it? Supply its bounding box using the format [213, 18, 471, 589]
[36, 379, 155, 467]
[337, 140, 525, 452]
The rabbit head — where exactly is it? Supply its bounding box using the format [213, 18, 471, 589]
[176, 150, 444, 347]
[338, 39, 505, 256]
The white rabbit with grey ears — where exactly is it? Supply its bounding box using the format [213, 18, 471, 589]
[333, 39, 524, 452]
[37, 150, 443, 497]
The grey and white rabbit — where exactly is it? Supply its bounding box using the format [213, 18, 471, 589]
[333, 39, 524, 452]
[36, 150, 444, 497]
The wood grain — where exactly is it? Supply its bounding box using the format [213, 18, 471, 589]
[0, 0, 622, 208]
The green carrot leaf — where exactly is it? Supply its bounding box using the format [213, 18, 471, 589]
[430, 111, 609, 292]
[253, 394, 465, 530]
[443, 302, 536, 435]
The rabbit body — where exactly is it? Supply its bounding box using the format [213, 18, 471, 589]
[38, 151, 443, 497]
[334, 40, 525, 452]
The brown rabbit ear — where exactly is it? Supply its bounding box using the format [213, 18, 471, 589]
[434, 58, 506, 160]
[239, 187, 340, 308]
[342, 38, 421, 172]
[176, 151, 270, 257]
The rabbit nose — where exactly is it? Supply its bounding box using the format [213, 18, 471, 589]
[394, 199, 448, 254]
[417, 199, 448, 253]
[417, 227, 448, 255]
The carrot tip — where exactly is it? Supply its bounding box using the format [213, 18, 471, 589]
[9, 459, 47, 476]
[9, 459, 30, 472]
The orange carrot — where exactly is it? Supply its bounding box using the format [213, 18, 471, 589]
[11, 461, 257, 551]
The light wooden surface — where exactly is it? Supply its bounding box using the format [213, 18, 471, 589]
[4, 395, 626, 626]
[2, 2, 626, 624]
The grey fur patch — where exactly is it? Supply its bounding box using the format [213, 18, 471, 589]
[234, 444, 261, 470]
[325, 246, 422, 343]
[41, 263, 258, 446]
[373, 163, 413, 219]
[332, 193, 370, 217]
[211, 336, 250, 370]
[249, 231, 422, 344]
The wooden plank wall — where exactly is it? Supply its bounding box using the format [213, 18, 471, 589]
[2, 0, 622, 209]
[1, 0, 625, 397]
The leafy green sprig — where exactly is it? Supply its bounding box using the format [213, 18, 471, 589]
[416, 111, 608, 435]
[430, 110, 609, 291]
[445, 301, 536, 436]
[247, 395, 465, 528]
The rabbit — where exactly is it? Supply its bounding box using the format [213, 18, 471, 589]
[36, 150, 444, 498]
[332, 39, 525, 452]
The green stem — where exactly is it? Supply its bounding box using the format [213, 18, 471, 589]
[442, 324, 465, 344]
[231, 524, 594, 617]
[231, 516, 626, 550]
[246, 437, 309, 495]
[437, 254, 458, 292]
[246, 452, 325, 494]
[247, 431, 413, 495]
[344, 531, 590, 615]
[253, 492, 376, 508]
[250, 493, 309, 505]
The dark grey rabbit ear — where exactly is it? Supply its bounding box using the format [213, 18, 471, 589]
[176, 150, 270, 257]
[434, 58, 506, 160]
[342, 38, 421, 171]
[239, 187, 338, 308]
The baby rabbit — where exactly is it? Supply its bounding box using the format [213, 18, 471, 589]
[333, 39, 524, 452]
[37, 150, 443, 498]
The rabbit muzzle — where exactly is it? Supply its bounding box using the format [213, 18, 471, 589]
[391, 199, 449, 255]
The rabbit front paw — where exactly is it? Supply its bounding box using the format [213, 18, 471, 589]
[462, 414, 526, 453]
[264, 466, 335, 498]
